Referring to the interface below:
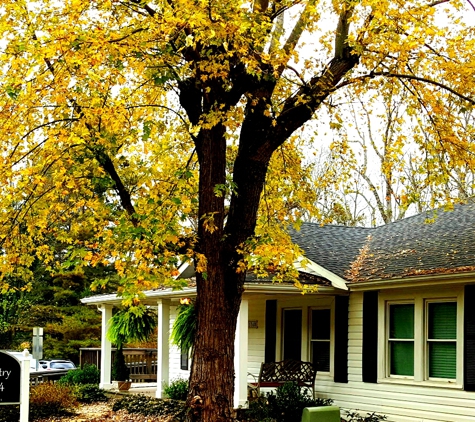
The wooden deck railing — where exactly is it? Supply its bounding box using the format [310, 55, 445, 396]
[80, 347, 158, 383]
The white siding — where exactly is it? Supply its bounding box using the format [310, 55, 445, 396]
[165, 289, 475, 421]
[168, 305, 191, 382]
[247, 296, 266, 380]
[314, 291, 475, 422]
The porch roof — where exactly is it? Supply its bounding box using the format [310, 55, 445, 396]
[81, 280, 344, 307]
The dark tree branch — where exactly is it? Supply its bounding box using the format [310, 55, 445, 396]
[336, 72, 475, 105]
[90, 146, 139, 226]
[128, 0, 157, 17]
[178, 78, 203, 126]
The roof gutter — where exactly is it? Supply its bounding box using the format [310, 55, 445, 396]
[80, 280, 345, 306]
[348, 271, 475, 291]
[177, 257, 348, 291]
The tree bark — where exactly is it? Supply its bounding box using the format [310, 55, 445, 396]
[183, 31, 360, 422]
[187, 118, 248, 421]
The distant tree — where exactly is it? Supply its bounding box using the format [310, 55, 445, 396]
[312, 88, 475, 226]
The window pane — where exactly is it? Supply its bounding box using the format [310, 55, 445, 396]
[311, 342, 330, 372]
[390, 341, 414, 376]
[283, 309, 302, 360]
[390, 304, 414, 339]
[180, 348, 189, 370]
[429, 302, 456, 339]
[311, 309, 331, 340]
[429, 342, 456, 378]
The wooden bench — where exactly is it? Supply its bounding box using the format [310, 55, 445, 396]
[248, 359, 317, 398]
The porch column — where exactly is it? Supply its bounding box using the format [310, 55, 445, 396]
[234, 298, 249, 408]
[156, 298, 170, 398]
[99, 304, 113, 390]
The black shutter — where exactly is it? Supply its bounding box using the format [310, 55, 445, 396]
[464, 285, 475, 391]
[362, 291, 378, 383]
[265, 300, 277, 363]
[334, 295, 349, 383]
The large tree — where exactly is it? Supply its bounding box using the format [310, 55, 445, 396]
[1, 0, 474, 420]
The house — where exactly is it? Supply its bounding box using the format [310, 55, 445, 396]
[81, 200, 475, 421]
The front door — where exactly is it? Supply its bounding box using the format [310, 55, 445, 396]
[282, 309, 302, 360]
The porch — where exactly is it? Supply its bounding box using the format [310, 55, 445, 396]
[81, 280, 348, 409]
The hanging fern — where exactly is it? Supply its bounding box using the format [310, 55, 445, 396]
[170, 301, 196, 352]
[107, 305, 157, 348]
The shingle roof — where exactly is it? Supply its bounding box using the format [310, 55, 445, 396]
[292, 200, 475, 283]
[290, 224, 371, 279]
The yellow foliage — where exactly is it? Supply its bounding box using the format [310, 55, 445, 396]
[0, 0, 473, 301]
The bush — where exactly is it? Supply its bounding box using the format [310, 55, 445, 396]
[58, 363, 100, 385]
[29, 383, 79, 419]
[164, 377, 189, 401]
[112, 394, 186, 420]
[72, 384, 108, 403]
[0, 383, 79, 421]
[244, 382, 333, 422]
[111, 347, 130, 381]
[0, 405, 20, 421]
[344, 410, 387, 422]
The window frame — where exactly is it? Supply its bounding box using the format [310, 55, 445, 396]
[378, 287, 464, 387]
[277, 298, 335, 378]
[180, 347, 189, 371]
[386, 301, 415, 379]
[309, 307, 332, 374]
[425, 299, 458, 381]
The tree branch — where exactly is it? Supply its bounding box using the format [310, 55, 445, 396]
[277, 0, 316, 76]
[90, 146, 139, 226]
[337, 72, 475, 105]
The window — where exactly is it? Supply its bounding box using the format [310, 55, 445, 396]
[180, 347, 189, 370]
[427, 302, 457, 379]
[281, 302, 335, 376]
[310, 309, 331, 372]
[384, 294, 460, 384]
[388, 303, 414, 376]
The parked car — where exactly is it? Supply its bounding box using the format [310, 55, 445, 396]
[37, 359, 77, 371]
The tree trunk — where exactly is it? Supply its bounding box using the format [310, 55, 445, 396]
[183, 43, 359, 422]
[188, 270, 244, 421]
[186, 116, 271, 421]
[186, 119, 244, 421]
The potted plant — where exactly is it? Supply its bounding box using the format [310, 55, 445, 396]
[112, 346, 131, 391]
[107, 305, 157, 391]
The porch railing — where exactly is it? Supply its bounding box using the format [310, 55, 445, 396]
[80, 347, 158, 383]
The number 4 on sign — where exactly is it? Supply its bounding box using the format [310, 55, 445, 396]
[0, 382, 3, 392]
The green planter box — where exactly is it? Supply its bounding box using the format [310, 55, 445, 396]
[301, 406, 340, 422]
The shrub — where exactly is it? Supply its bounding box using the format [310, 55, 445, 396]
[0, 383, 79, 421]
[244, 382, 333, 422]
[111, 347, 130, 381]
[344, 410, 388, 422]
[164, 377, 189, 401]
[0, 405, 20, 421]
[29, 383, 78, 419]
[58, 363, 100, 385]
[112, 393, 186, 420]
[72, 384, 108, 403]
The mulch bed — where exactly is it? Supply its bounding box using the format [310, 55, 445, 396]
[34, 402, 176, 422]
